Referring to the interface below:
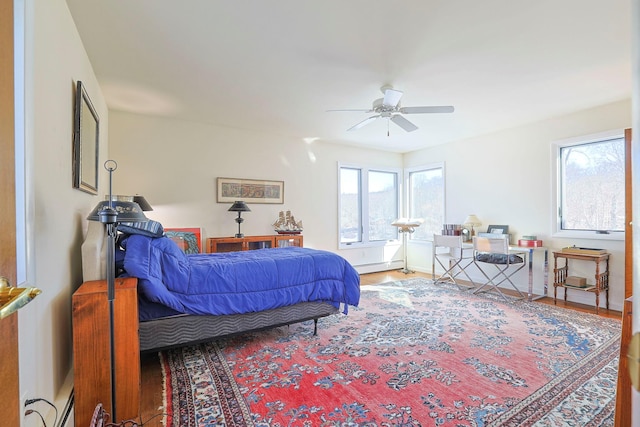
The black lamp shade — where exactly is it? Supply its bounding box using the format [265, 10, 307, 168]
[228, 200, 251, 212]
[228, 201, 250, 238]
[86, 200, 149, 223]
[133, 195, 153, 211]
[101, 194, 153, 211]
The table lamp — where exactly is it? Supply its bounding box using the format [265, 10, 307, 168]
[464, 214, 482, 237]
[228, 201, 251, 238]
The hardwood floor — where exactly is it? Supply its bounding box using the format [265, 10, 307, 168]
[363, 270, 622, 319]
[135, 269, 622, 426]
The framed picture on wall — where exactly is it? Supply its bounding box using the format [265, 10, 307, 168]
[217, 177, 284, 204]
[72, 81, 100, 195]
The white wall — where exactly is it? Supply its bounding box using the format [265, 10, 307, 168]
[19, 0, 109, 425]
[108, 111, 404, 268]
[405, 98, 631, 311]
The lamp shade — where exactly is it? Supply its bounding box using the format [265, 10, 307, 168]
[86, 200, 149, 223]
[133, 195, 153, 211]
[228, 200, 251, 212]
[391, 218, 424, 234]
[391, 218, 424, 228]
[102, 194, 153, 211]
[464, 214, 482, 226]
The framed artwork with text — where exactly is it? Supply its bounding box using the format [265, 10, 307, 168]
[217, 177, 284, 204]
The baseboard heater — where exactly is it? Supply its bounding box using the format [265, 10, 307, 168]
[355, 260, 403, 274]
[56, 389, 74, 427]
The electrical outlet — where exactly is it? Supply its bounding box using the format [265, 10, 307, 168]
[21, 391, 29, 408]
[20, 391, 30, 422]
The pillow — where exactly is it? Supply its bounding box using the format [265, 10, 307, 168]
[475, 253, 524, 264]
[118, 219, 164, 238]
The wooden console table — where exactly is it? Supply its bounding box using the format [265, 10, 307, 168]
[72, 278, 140, 426]
[552, 251, 610, 313]
[207, 234, 303, 253]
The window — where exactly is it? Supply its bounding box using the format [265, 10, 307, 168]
[339, 164, 399, 247]
[407, 164, 445, 241]
[339, 167, 361, 244]
[553, 130, 625, 239]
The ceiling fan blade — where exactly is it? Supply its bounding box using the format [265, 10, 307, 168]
[347, 115, 380, 131]
[382, 89, 403, 108]
[326, 109, 372, 112]
[390, 115, 418, 132]
[399, 105, 455, 114]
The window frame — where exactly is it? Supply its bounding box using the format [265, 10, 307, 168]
[405, 162, 445, 243]
[551, 129, 625, 241]
[338, 162, 401, 249]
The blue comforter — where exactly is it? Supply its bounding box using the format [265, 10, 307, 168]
[122, 235, 360, 316]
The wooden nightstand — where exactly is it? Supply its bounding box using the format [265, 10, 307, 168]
[72, 278, 140, 426]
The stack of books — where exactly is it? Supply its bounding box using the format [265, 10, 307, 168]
[442, 224, 462, 236]
[517, 235, 543, 247]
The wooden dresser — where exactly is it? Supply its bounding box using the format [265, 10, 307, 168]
[207, 234, 303, 253]
[72, 278, 141, 426]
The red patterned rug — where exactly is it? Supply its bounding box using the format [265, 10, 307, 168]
[160, 278, 620, 426]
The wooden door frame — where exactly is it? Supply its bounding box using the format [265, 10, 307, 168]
[0, 0, 21, 425]
[625, 128, 633, 300]
[615, 128, 633, 427]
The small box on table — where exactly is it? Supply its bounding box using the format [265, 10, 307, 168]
[565, 276, 588, 288]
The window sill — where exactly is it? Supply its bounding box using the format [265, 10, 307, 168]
[551, 230, 624, 241]
[339, 240, 400, 250]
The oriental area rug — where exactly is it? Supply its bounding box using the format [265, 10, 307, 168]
[160, 278, 621, 426]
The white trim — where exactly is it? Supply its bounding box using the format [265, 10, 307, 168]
[550, 129, 625, 241]
[553, 128, 624, 147]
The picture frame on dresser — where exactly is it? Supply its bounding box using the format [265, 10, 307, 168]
[164, 227, 202, 254]
[217, 177, 284, 204]
[72, 80, 100, 195]
[486, 225, 509, 235]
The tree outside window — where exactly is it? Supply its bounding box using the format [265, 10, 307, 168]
[557, 134, 625, 233]
[408, 165, 444, 241]
[339, 165, 399, 246]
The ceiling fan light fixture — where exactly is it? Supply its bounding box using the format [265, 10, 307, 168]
[382, 88, 403, 108]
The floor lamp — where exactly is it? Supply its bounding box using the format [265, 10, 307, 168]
[391, 218, 424, 274]
[86, 160, 148, 423]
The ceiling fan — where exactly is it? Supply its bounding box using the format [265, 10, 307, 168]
[328, 85, 454, 134]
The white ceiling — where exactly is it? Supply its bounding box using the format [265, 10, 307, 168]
[65, 0, 632, 153]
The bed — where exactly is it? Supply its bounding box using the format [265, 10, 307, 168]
[81, 224, 361, 352]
